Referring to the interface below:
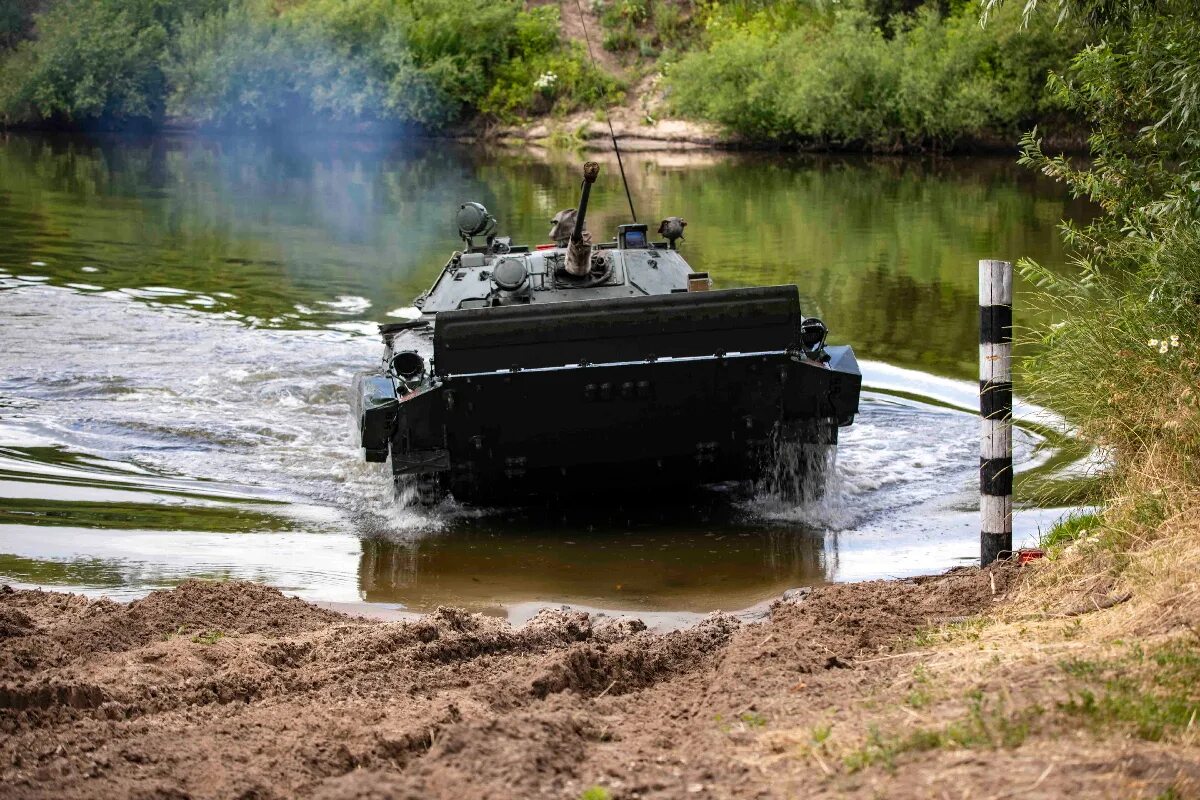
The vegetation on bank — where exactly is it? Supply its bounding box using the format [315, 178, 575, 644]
[0, 0, 1084, 148]
[916, 0, 1200, 770]
[747, 0, 1199, 774]
[664, 0, 1081, 148]
[0, 0, 619, 130]
[1018, 0, 1200, 547]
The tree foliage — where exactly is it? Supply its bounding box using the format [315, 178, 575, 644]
[1014, 0, 1200, 263]
[0, 0, 618, 129]
[0, 0, 40, 51]
[665, 0, 1080, 148]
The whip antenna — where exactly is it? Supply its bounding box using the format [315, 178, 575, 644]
[574, 0, 637, 223]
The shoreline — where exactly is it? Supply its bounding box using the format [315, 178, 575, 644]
[6, 565, 1196, 799]
[0, 571, 1005, 798]
[1, 116, 1091, 156]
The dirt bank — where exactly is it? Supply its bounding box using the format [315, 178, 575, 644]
[1, 570, 1196, 799]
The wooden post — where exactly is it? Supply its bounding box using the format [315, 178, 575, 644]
[979, 259, 1013, 565]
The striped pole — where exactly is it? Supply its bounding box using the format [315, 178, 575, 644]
[980, 259, 1013, 565]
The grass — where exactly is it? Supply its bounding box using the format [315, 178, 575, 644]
[1059, 639, 1200, 741]
[839, 623, 1198, 772]
[904, 663, 933, 709]
[191, 629, 225, 645]
[715, 711, 769, 733]
[831, 511, 1200, 774]
[751, 503, 1200, 787]
[740, 711, 768, 730]
[911, 617, 991, 648]
[579, 787, 611, 800]
[842, 694, 1040, 773]
[1040, 510, 1103, 550]
[596, 0, 696, 57]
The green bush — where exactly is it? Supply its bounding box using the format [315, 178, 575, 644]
[666, 0, 1078, 148]
[165, 2, 309, 128]
[0, 2, 167, 125]
[0, 0, 228, 126]
[597, 0, 698, 54]
[1, 0, 615, 129]
[168, 0, 524, 128]
[0, 0, 39, 51]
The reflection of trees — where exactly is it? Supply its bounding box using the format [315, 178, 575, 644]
[358, 537, 420, 599]
[832, 267, 979, 376]
[2, 135, 1081, 376]
[0, 134, 321, 321]
[356, 521, 828, 612]
[476, 150, 1079, 379]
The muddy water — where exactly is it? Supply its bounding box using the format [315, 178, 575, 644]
[0, 133, 1087, 625]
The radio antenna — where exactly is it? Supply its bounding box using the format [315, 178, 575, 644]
[574, 0, 638, 223]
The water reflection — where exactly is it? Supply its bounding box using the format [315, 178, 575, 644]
[0, 132, 1089, 618]
[0, 132, 1086, 378]
[359, 503, 827, 614]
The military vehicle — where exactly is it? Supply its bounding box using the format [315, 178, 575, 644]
[352, 162, 861, 505]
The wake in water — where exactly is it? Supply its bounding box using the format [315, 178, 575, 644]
[746, 390, 1042, 539]
[0, 280, 1061, 609]
[0, 280, 1037, 535]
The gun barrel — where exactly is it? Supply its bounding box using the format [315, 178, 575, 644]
[571, 162, 601, 243]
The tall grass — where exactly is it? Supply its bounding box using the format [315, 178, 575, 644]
[1010, 0, 1200, 592]
[1021, 228, 1200, 501]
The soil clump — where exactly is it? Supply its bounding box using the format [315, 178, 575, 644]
[1, 568, 1194, 798]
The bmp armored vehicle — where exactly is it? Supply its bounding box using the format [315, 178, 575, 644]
[353, 162, 861, 505]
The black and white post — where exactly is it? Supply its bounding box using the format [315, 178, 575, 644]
[979, 259, 1013, 565]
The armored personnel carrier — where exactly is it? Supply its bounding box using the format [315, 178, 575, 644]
[353, 162, 861, 505]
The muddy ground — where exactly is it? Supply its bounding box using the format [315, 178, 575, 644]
[2, 570, 1196, 799]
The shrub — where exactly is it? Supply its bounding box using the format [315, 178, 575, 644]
[1, 0, 614, 129]
[165, 2, 310, 128]
[666, 0, 1078, 148]
[0, 2, 166, 125]
[596, 0, 698, 54]
[0, 0, 231, 126]
[0, 0, 39, 51]
[1015, 0, 1200, 491]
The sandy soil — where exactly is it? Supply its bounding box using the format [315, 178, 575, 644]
[2, 571, 1196, 799]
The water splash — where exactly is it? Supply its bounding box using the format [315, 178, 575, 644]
[749, 419, 853, 529]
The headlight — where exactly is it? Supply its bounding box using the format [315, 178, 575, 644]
[391, 350, 426, 380]
[492, 257, 528, 291]
[800, 318, 828, 352]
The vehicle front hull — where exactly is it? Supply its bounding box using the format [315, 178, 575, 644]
[380, 346, 859, 504]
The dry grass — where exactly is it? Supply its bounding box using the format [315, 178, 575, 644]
[747, 484, 1200, 794]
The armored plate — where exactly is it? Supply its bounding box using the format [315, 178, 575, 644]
[354, 190, 861, 505]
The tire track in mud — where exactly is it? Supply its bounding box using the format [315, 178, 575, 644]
[0, 570, 1015, 799]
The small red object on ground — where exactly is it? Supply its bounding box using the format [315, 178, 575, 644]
[535, 243, 557, 250]
[1017, 548, 1045, 564]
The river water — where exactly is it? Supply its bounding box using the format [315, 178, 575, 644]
[0, 133, 1089, 625]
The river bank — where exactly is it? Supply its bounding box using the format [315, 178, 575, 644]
[3, 564, 1196, 799]
[3, 113, 1091, 156]
[0, 0, 1086, 156]
[490, 112, 1091, 155]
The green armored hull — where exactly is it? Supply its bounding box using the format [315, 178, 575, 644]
[353, 163, 861, 505]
